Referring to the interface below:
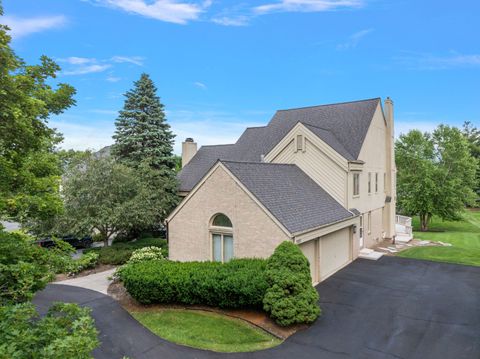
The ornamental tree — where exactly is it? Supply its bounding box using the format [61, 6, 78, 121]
[396, 125, 478, 230]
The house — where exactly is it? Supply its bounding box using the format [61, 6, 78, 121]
[166, 97, 397, 283]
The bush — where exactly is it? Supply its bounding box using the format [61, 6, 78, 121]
[128, 246, 165, 264]
[263, 241, 320, 326]
[68, 252, 99, 275]
[0, 302, 99, 359]
[0, 232, 55, 305]
[85, 238, 168, 265]
[119, 259, 268, 309]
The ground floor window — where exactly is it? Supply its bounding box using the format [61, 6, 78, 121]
[212, 233, 233, 262]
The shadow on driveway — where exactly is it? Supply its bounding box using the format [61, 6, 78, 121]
[33, 256, 480, 359]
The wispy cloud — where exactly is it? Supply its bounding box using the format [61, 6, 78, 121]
[253, 0, 364, 14]
[106, 75, 122, 82]
[111, 55, 144, 66]
[396, 52, 480, 70]
[2, 15, 67, 39]
[194, 81, 207, 90]
[212, 15, 250, 26]
[59, 55, 143, 76]
[336, 28, 373, 50]
[63, 64, 111, 75]
[86, 0, 212, 24]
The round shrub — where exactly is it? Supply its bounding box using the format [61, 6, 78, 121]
[128, 246, 164, 264]
[263, 241, 320, 326]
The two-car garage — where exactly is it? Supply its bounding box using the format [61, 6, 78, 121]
[299, 227, 353, 283]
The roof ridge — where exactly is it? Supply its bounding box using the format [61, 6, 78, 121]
[276, 97, 381, 112]
[221, 160, 296, 167]
[201, 144, 235, 148]
[301, 122, 355, 159]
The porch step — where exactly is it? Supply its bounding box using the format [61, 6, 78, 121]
[358, 248, 384, 261]
[395, 233, 413, 244]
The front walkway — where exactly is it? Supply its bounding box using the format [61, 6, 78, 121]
[55, 268, 116, 295]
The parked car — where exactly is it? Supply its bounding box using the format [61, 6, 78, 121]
[35, 235, 93, 249]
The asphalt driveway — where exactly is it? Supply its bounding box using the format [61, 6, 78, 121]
[33, 256, 480, 359]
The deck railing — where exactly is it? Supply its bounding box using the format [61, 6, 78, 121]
[396, 215, 413, 235]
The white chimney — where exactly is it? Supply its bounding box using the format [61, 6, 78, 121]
[182, 138, 197, 168]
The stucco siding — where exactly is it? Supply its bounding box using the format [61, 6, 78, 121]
[270, 132, 347, 206]
[168, 166, 290, 261]
[364, 207, 384, 248]
[299, 239, 317, 283]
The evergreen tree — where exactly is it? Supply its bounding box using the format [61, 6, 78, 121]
[112, 73, 175, 172]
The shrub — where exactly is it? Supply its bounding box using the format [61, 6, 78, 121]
[128, 246, 165, 264]
[0, 232, 55, 305]
[68, 252, 99, 275]
[119, 259, 268, 308]
[0, 302, 99, 359]
[263, 241, 320, 326]
[85, 238, 168, 265]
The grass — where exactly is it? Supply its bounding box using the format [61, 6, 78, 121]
[398, 210, 480, 266]
[84, 237, 167, 265]
[130, 309, 282, 352]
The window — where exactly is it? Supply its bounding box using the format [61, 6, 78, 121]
[353, 173, 360, 196]
[368, 172, 372, 194]
[210, 214, 233, 263]
[375, 172, 378, 193]
[368, 211, 372, 234]
[296, 134, 303, 151]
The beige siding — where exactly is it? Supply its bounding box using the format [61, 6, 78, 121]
[271, 134, 347, 206]
[168, 166, 290, 261]
[364, 207, 384, 248]
[299, 239, 317, 283]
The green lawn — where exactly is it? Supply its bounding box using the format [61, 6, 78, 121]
[398, 210, 480, 266]
[130, 309, 282, 352]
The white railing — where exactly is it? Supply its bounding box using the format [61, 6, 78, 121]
[396, 215, 413, 236]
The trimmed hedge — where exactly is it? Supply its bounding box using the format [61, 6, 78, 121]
[263, 241, 320, 326]
[119, 259, 268, 308]
[85, 238, 167, 265]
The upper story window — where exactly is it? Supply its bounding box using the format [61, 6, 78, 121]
[210, 214, 233, 263]
[375, 172, 379, 193]
[368, 172, 372, 194]
[296, 134, 303, 152]
[353, 173, 360, 197]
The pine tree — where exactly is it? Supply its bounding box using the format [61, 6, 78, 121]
[112, 73, 175, 171]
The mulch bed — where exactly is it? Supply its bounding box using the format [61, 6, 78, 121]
[54, 264, 116, 282]
[107, 280, 305, 339]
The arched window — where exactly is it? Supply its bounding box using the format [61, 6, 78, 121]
[210, 214, 233, 263]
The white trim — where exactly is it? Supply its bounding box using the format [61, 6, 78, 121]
[264, 122, 349, 171]
[294, 216, 358, 244]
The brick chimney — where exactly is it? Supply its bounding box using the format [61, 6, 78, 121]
[182, 138, 197, 168]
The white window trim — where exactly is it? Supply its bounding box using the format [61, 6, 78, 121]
[210, 229, 233, 263]
[375, 172, 379, 193]
[353, 173, 360, 198]
[368, 172, 372, 195]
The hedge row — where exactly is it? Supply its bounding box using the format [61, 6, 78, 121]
[119, 258, 268, 309]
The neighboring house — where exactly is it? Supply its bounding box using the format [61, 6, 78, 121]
[166, 98, 396, 283]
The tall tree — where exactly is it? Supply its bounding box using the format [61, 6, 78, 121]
[112, 73, 175, 171]
[462, 121, 480, 204]
[396, 125, 478, 230]
[0, 5, 75, 224]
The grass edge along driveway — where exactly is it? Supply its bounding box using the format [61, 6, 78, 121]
[130, 309, 282, 353]
[399, 210, 480, 267]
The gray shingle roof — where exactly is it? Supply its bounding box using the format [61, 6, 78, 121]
[178, 98, 380, 192]
[222, 161, 355, 234]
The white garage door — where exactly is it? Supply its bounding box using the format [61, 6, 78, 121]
[319, 228, 351, 280]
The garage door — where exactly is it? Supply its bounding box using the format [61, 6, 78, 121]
[319, 228, 351, 280]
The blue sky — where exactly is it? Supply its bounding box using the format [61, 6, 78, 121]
[3, 0, 479, 153]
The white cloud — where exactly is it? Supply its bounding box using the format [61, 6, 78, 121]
[51, 119, 115, 151]
[397, 53, 480, 70]
[194, 81, 207, 90]
[337, 28, 373, 50]
[63, 64, 112, 75]
[111, 55, 144, 66]
[63, 56, 96, 65]
[2, 15, 67, 39]
[395, 120, 439, 138]
[106, 75, 122, 82]
[212, 16, 249, 26]
[254, 0, 364, 14]
[89, 0, 211, 24]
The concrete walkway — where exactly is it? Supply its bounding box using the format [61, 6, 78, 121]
[55, 268, 116, 295]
